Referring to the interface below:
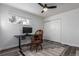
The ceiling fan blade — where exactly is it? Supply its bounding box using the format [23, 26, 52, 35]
[45, 4, 47, 7]
[41, 10, 44, 13]
[47, 6, 57, 9]
[38, 3, 44, 7]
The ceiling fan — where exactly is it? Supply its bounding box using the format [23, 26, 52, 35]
[38, 3, 57, 13]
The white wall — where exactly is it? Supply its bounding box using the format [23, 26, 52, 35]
[0, 4, 44, 50]
[44, 19, 61, 43]
[44, 8, 79, 47]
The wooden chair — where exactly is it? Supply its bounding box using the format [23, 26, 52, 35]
[30, 29, 43, 52]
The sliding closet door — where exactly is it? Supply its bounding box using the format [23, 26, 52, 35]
[44, 19, 61, 43]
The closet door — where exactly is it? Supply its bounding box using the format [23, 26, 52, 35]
[44, 19, 61, 43]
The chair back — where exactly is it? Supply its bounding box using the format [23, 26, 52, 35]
[35, 30, 43, 42]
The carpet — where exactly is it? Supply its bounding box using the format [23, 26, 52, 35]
[23, 47, 66, 56]
[0, 40, 69, 56]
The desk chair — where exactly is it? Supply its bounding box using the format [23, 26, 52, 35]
[30, 30, 43, 52]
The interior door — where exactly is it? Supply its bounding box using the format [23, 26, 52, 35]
[44, 19, 61, 42]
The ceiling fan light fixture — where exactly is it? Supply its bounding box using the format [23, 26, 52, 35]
[38, 3, 57, 13]
[43, 7, 48, 12]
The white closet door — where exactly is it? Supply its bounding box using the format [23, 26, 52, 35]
[44, 19, 61, 42]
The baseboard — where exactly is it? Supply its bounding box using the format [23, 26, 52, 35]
[44, 39, 62, 44]
[45, 39, 79, 48]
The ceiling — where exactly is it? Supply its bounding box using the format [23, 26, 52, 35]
[5, 3, 79, 18]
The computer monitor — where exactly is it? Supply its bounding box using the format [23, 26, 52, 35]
[23, 27, 32, 34]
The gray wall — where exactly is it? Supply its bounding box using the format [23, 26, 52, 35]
[44, 8, 79, 47]
[0, 4, 44, 50]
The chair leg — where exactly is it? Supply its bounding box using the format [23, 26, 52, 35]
[30, 44, 43, 52]
[30, 44, 33, 51]
[30, 46, 32, 51]
[40, 45, 43, 50]
[36, 46, 38, 52]
[36, 47, 38, 52]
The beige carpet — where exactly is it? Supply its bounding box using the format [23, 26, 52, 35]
[24, 47, 65, 56]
